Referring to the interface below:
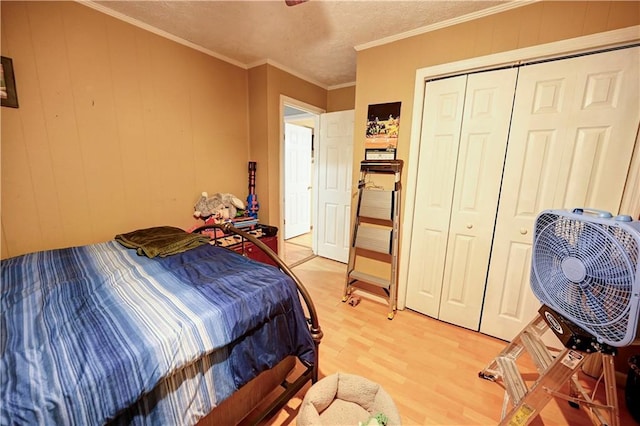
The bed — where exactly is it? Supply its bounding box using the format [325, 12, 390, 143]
[1, 224, 322, 425]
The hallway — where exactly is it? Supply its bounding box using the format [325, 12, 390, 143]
[282, 231, 314, 267]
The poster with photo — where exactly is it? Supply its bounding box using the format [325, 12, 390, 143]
[365, 102, 401, 160]
[1, 56, 19, 108]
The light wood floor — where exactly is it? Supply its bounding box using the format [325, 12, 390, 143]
[258, 256, 635, 425]
[282, 232, 314, 267]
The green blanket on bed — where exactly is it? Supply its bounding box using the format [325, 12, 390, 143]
[115, 226, 211, 258]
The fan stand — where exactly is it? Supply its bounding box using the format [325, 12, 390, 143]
[479, 313, 620, 426]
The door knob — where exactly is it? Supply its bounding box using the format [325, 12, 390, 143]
[466, 223, 473, 229]
[520, 228, 528, 235]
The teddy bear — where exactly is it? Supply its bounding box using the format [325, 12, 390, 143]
[193, 192, 245, 221]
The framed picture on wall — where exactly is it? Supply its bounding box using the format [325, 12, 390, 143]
[1, 56, 19, 108]
[365, 102, 401, 160]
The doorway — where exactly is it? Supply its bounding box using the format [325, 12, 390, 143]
[280, 96, 355, 266]
[282, 102, 319, 266]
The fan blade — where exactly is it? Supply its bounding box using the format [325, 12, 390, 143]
[581, 285, 625, 326]
[583, 253, 632, 288]
[540, 229, 573, 257]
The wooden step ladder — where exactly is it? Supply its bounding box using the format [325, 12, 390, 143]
[343, 160, 403, 319]
[479, 307, 620, 426]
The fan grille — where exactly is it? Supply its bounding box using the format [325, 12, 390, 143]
[531, 212, 640, 346]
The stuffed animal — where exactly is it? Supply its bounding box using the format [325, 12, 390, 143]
[194, 192, 245, 221]
[359, 413, 389, 426]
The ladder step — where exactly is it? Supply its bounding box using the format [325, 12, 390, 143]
[521, 330, 554, 373]
[354, 226, 392, 254]
[496, 356, 528, 405]
[348, 270, 390, 289]
[359, 190, 393, 220]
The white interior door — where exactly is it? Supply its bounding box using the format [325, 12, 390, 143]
[405, 68, 518, 329]
[480, 47, 640, 341]
[405, 75, 466, 317]
[284, 123, 312, 239]
[437, 68, 518, 329]
[316, 110, 354, 263]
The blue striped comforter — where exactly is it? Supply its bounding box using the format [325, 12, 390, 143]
[1, 242, 315, 425]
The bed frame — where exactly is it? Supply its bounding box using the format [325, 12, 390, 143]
[192, 223, 323, 425]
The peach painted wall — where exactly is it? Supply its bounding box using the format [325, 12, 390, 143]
[1, 1, 250, 258]
[327, 85, 356, 112]
[248, 63, 327, 227]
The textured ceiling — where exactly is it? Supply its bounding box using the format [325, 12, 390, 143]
[91, 0, 512, 88]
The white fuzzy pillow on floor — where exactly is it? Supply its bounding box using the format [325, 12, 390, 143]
[297, 372, 401, 425]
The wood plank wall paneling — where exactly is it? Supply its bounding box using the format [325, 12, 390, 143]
[105, 18, 153, 231]
[66, 4, 128, 239]
[0, 1, 250, 258]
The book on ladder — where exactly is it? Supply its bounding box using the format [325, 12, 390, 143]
[343, 160, 403, 319]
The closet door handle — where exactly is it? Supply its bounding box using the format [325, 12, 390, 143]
[466, 223, 473, 229]
[520, 228, 528, 235]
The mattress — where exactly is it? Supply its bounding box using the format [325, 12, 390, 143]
[1, 241, 315, 425]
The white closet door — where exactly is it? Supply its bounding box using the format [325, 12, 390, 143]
[406, 68, 518, 326]
[405, 75, 467, 317]
[438, 68, 518, 329]
[480, 47, 640, 341]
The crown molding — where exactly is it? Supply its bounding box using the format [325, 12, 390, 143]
[248, 59, 329, 90]
[79, 1, 248, 69]
[83, 0, 332, 91]
[355, 0, 537, 52]
[328, 81, 356, 90]
[80, 0, 530, 90]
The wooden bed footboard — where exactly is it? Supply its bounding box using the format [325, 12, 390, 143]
[192, 223, 323, 425]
